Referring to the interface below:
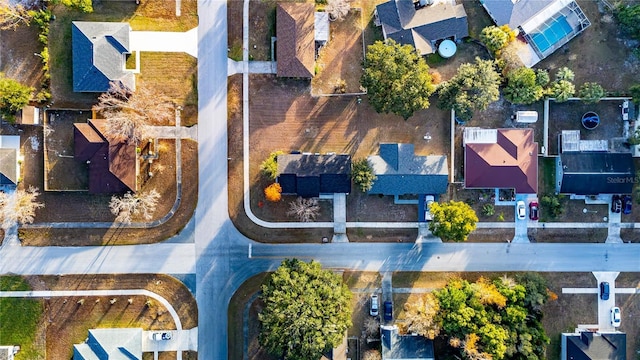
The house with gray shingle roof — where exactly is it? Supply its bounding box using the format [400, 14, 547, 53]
[374, 0, 468, 55]
[381, 325, 434, 360]
[276, 154, 351, 198]
[73, 328, 142, 360]
[367, 143, 448, 196]
[0, 135, 21, 190]
[561, 330, 626, 360]
[72, 21, 135, 92]
[0, 346, 20, 360]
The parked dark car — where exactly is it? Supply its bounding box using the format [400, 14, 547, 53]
[622, 195, 632, 214]
[529, 201, 539, 221]
[611, 195, 622, 213]
[383, 301, 393, 321]
[600, 282, 610, 300]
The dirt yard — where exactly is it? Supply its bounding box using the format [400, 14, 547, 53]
[18, 274, 197, 360]
[312, 10, 365, 95]
[0, 25, 45, 91]
[548, 99, 626, 155]
[19, 139, 197, 246]
[538, 0, 640, 93]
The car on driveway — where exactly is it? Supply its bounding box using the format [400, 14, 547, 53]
[516, 201, 526, 220]
[622, 195, 632, 214]
[383, 301, 392, 321]
[529, 201, 539, 220]
[600, 282, 610, 300]
[611, 196, 622, 213]
[370, 294, 379, 316]
[611, 307, 621, 327]
[150, 331, 172, 341]
[424, 195, 435, 221]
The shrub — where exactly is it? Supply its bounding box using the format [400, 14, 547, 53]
[481, 204, 495, 217]
[260, 151, 284, 180]
[264, 183, 282, 202]
[579, 82, 604, 103]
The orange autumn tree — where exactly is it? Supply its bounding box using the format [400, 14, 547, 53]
[264, 183, 282, 202]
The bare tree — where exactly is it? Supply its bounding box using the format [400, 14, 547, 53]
[326, 0, 350, 21]
[363, 350, 382, 360]
[0, 0, 34, 30]
[397, 293, 440, 339]
[93, 82, 174, 144]
[0, 186, 44, 227]
[287, 197, 320, 222]
[364, 317, 380, 338]
[109, 189, 161, 224]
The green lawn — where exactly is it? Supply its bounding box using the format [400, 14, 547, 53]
[0, 277, 44, 360]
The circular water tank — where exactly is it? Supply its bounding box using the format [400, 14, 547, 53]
[581, 111, 600, 130]
[438, 40, 457, 58]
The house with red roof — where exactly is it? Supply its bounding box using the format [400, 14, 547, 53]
[74, 119, 137, 194]
[463, 128, 538, 194]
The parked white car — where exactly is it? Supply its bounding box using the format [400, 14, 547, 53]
[611, 307, 621, 327]
[149, 331, 172, 341]
[370, 294, 379, 317]
[516, 201, 526, 220]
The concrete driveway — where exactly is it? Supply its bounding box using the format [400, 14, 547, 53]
[142, 328, 198, 353]
[592, 272, 620, 331]
[129, 27, 198, 58]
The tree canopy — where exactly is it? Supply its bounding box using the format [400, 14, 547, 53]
[0, 74, 33, 122]
[434, 275, 550, 360]
[437, 58, 501, 122]
[503, 67, 547, 105]
[479, 25, 515, 55]
[361, 39, 435, 120]
[260, 150, 284, 180]
[351, 158, 377, 192]
[428, 200, 478, 242]
[579, 82, 604, 103]
[615, 4, 640, 39]
[259, 259, 352, 360]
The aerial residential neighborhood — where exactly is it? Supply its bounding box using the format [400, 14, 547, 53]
[0, 0, 639, 359]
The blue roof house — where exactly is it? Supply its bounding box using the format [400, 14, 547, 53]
[367, 143, 448, 197]
[72, 21, 135, 92]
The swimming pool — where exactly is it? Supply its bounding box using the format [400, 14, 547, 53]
[530, 15, 573, 53]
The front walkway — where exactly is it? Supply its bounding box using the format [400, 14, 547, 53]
[228, 60, 276, 76]
[130, 28, 198, 58]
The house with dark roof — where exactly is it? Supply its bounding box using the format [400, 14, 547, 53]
[374, 0, 468, 55]
[561, 331, 626, 360]
[381, 325, 434, 360]
[481, 0, 590, 67]
[72, 21, 135, 92]
[557, 152, 635, 195]
[0, 136, 21, 190]
[276, 153, 351, 198]
[463, 128, 538, 194]
[367, 143, 448, 197]
[74, 119, 137, 194]
[276, 3, 316, 78]
[73, 328, 142, 360]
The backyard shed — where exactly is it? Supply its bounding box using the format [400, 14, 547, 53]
[315, 12, 329, 44]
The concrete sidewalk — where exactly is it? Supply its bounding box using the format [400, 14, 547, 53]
[130, 28, 198, 58]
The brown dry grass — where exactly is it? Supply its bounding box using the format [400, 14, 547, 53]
[136, 53, 198, 127]
[0, 25, 45, 91]
[22, 274, 197, 360]
[312, 10, 365, 95]
[19, 139, 197, 245]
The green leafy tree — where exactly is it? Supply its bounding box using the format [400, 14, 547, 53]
[550, 79, 575, 102]
[555, 67, 575, 81]
[535, 69, 550, 87]
[503, 67, 546, 105]
[629, 128, 640, 145]
[260, 150, 284, 180]
[579, 82, 604, 103]
[0, 74, 33, 122]
[361, 40, 435, 120]
[629, 84, 640, 103]
[52, 0, 93, 12]
[259, 259, 352, 360]
[351, 158, 377, 192]
[429, 200, 478, 242]
[540, 194, 563, 218]
[480, 25, 509, 54]
[437, 57, 501, 122]
[615, 4, 640, 39]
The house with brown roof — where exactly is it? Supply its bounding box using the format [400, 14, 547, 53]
[463, 128, 538, 194]
[74, 119, 137, 194]
[276, 2, 316, 78]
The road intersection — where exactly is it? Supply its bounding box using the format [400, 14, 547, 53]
[0, 1, 639, 360]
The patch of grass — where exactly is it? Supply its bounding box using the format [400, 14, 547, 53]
[125, 51, 137, 70]
[229, 40, 243, 61]
[425, 53, 447, 67]
[0, 276, 44, 360]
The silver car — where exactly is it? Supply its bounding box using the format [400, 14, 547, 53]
[517, 201, 526, 220]
[370, 294, 379, 316]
